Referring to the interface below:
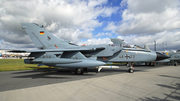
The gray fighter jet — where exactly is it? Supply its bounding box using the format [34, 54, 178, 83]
[83, 38, 169, 73]
[141, 45, 180, 66]
[160, 50, 180, 66]
[9, 23, 169, 74]
[9, 23, 106, 74]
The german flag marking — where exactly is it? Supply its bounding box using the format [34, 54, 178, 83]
[40, 31, 44, 35]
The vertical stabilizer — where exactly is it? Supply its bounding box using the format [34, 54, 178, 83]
[110, 38, 125, 47]
[21, 23, 68, 49]
[144, 44, 151, 51]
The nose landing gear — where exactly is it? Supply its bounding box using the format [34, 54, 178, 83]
[128, 62, 134, 73]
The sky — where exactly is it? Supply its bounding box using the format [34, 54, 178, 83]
[0, 0, 180, 51]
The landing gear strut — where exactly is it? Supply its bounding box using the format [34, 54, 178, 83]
[96, 66, 103, 73]
[128, 62, 134, 73]
[174, 61, 178, 66]
[171, 60, 178, 66]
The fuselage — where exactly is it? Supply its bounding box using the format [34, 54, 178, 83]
[83, 46, 168, 63]
[98, 49, 157, 62]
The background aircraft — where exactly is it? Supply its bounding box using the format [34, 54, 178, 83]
[160, 50, 180, 66]
[134, 45, 180, 66]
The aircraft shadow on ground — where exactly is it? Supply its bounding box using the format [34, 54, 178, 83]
[11, 65, 168, 81]
[12, 67, 143, 77]
[159, 75, 180, 79]
[139, 75, 180, 101]
[0, 66, 166, 92]
[11, 65, 166, 75]
[12, 64, 164, 79]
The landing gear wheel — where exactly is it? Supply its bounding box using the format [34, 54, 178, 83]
[128, 69, 134, 73]
[75, 68, 84, 75]
[174, 62, 177, 66]
[149, 62, 151, 66]
[145, 63, 147, 66]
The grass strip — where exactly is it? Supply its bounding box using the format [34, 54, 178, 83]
[0, 59, 52, 72]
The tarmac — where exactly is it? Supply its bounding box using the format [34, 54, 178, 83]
[0, 65, 180, 101]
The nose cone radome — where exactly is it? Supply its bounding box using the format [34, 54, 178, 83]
[156, 52, 169, 61]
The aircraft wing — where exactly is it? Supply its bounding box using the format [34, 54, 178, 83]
[7, 47, 105, 53]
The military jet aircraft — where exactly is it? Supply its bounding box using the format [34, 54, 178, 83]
[9, 23, 169, 74]
[83, 38, 169, 73]
[140, 45, 180, 66]
[133, 45, 171, 66]
[160, 50, 180, 66]
[9, 23, 106, 74]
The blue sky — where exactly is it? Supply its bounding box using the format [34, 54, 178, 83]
[0, 0, 180, 51]
[92, 0, 124, 38]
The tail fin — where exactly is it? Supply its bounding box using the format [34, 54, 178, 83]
[110, 38, 125, 47]
[144, 44, 151, 51]
[21, 23, 69, 49]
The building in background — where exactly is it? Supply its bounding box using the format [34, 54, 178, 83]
[0, 50, 30, 59]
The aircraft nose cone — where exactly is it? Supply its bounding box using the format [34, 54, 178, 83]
[156, 52, 169, 61]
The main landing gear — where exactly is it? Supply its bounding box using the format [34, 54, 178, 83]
[74, 68, 88, 75]
[128, 62, 134, 73]
[75, 68, 84, 75]
[170, 60, 178, 66]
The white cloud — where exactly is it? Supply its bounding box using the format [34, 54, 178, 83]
[0, 0, 119, 49]
[104, 21, 117, 32]
[46, 21, 60, 32]
[120, 0, 127, 8]
[78, 38, 112, 45]
[88, 0, 107, 7]
[54, 28, 92, 43]
[127, 0, 179, 13]
[117, 30, 180, 51]
[96, 32, 112, 37]
[104, 0, 180, 35]
[0, 39, 35, 49]
[1, 0, 179, 51]
[117, 7, 180, 35]
[101, 7, 119, 17]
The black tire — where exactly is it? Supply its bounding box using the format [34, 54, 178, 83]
[149, 62, 151, 66]
[128, 69, 134, 73]
[83, 68, 88, 73]
[174, 62, 177, 66]
[75, 68, 84, 75]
